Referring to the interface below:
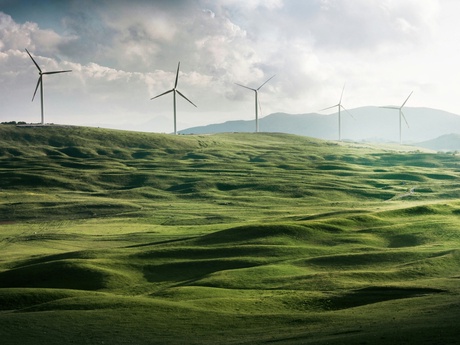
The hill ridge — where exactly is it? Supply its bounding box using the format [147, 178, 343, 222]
[179, 106, 460, 146]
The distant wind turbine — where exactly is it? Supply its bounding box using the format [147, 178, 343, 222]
[380, 91, 413, 144]
[235, 75, 275, 133]
[150, 62, 197, 135]
[319, 84, 354, 141]
[25, 48, 72, 125]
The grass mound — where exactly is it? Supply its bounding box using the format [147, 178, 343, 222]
[195, 224, 331, 245]
[0, 288, 98, 311]
[314, 286, 446, 311]
[0, 260, 132, 291]
[392, 204, 441, 216]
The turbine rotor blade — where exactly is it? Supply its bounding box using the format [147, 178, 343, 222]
[319, 104, 339, 112]
[150, 89, 174, 100]
[341, 105, 355, 119]
[257, 74, 276, 90]
[401, 110, 410, 127]
[380, 106, 399, 109]
[401, 91, 413, 108]
[25, 48, 42, 73]
[339, 84, 345, 104]
[32, 76, 42, 101]
[174, 62, 180, 88]
[258, 99, 262, 116]
[43, 70, 72, 75]
[235, 83, 256, 91]
[176, 89, 197, 107]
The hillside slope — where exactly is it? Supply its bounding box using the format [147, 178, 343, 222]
[418, 133, 460, 151]
[1, 125, 460, 345]
[2, 124, 457, 222]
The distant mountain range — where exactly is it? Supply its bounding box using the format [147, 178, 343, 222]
[417, 133, 460, 151]
[179, 107, 460, 149]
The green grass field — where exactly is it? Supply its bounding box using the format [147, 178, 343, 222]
[1, 125, 459, 344]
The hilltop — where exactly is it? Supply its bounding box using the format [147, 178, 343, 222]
[1, 125, 460, 344]
[418, 133, 460, 151]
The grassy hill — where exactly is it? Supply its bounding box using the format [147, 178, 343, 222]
[1, 125, 460, 344]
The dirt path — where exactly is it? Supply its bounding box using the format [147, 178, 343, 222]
[387, 186, 416, 201]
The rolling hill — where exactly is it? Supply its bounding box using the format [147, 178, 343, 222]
[180, 106, 460, 144]
[417, 133, 460, 151]
[1, 125, 460, 344]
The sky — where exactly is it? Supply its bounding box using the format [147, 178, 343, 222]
[1, 0, 460, 133]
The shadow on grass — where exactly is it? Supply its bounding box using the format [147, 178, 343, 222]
[317, 286, 446, 311]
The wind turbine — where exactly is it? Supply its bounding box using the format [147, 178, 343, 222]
[235, 75, 275, 133]
[380, 91, 413, 144]
[319, 84, 354, 141]
[25, 48, 72, 125]
[150, 62, 197, 135]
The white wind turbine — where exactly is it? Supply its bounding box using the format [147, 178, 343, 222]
[319, 84, 354, 141]
[235, 75, 275, 133]
[26, 48, 72, 125]
[150, 62, 197, 135]
[380, 91, 413, 144]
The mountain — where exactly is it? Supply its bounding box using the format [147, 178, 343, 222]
[179, 107, 460, 143]
[417, 133, 460, 151]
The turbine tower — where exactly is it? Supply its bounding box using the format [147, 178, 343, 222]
[235, 75, 275, 133]
[26, 48, 72, 125]
[319, 84, 354, 141]
[380, 91, 413, 144]
[150, 62, 197, 135]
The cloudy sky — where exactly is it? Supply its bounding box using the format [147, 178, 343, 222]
[1, 0, 459, 133]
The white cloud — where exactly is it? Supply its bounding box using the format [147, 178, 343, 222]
[0, 12, 77, 55]
[307, 0, 439, 51]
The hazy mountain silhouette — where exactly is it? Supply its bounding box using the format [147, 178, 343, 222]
[180, 107, 460, 144]
[417, 133, 460, 151]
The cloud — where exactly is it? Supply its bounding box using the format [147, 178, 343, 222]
[0, 12, 77, 55]
[306, 0, 440, 51]
[60, 2, 283, 108]
[211, 0, 284, 11]
[2, 0, 459, 131]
